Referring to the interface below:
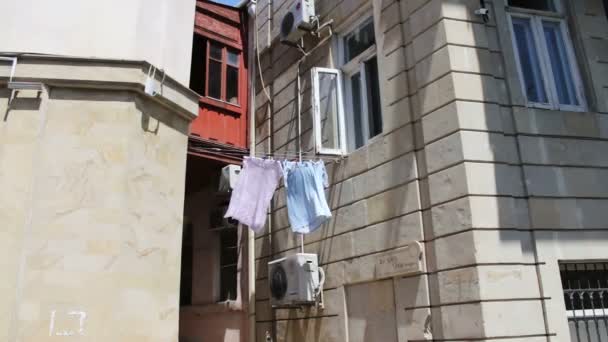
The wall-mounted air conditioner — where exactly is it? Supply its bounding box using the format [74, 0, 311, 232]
[268, 253, 324, 307]
[280, 0, 316, 43]
[219, 164, 242, 192]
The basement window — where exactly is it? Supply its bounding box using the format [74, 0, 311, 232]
[560, 263, 608, 342]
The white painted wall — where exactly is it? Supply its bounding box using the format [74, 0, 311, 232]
[0, 0, 196, 86]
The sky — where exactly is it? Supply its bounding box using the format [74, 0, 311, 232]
[212, 0, 239, 6]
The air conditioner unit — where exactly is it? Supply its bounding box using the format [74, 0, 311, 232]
[268, 253, 324, 307]
[219, 164, 242, 192]
[280, 0, 316, 43]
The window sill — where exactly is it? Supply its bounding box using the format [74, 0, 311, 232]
[344, 131, 384, 156]
[525, 102, 587, 113]
[199, 96, 242, 115]
[180, 300, 243, 315]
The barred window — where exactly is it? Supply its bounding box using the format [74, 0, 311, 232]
[560, 263, 608, 342]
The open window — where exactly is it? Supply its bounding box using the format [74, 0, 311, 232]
[190, 35, 242, 106]
[339, 16, 383, 152]
[209, 202, 239, 302]
[506, 0, 586, 111]
[312, 67, 347, 155]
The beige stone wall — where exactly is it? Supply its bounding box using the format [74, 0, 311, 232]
[0, 59, 196, 341]
[254, 0, 425, 341]
[254, 0, 608, 341]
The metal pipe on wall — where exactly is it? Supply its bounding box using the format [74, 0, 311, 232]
[246, 1, 258, 341]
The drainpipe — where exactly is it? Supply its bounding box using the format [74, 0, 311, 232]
[245, 2, 258, 342]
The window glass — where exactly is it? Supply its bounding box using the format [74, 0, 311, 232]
[227, 50, 239, 67]
[318, 71, 342, 151]
[179, 222, 193, 306]
[365, 57, 382, 139]
[344, 19, 376, 63]
[226, 66, 239, 104]
[208, 60, 222, 99]
[189, 35, 207, 96]
[512, 17, 548, 103]
[543, 21, 579, 106]
[210, 42, 223, 60]
[350, 73, 364, 149]
[508, 0, 556, 11]
[340, 17, 384, 152]
[219, 229, 238, 301]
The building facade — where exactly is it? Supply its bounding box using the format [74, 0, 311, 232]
[252, 0, 608, 341]
[0, 1, 199, 341]
[179, 1, 251, 342]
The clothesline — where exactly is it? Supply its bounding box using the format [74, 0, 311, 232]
[225, 156, 332, 237]
[192, 146, 344, 162]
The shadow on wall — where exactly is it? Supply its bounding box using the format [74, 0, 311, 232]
[32, 87, 190, 136]
[3, 90, 43, 121]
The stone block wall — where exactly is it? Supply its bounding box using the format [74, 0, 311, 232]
[254, 0, 608, 341]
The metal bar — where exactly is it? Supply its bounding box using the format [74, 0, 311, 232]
[567, 266, 583, 342]
[581, 279, 593, 341]
[587, 264, 602, 342]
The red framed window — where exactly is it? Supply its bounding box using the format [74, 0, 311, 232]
[190, 36, 241, 106]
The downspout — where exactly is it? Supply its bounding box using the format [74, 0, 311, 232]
[246, 2, 257, 342]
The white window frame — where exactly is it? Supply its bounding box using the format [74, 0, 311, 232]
[505, 0, 563, 13]
[507, 4, 587, 112]
[337, 15, 382, 152]
[312, 67, 347, 155]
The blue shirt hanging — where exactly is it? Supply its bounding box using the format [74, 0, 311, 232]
[282, 160, 332, 234]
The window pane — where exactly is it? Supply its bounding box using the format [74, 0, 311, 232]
[512, 17, 548, 103]
[365, 57, 382, 139]
[220, 229, 238, 266]
[179, 223, 193, 306]
[344, 19, 376, 63]
[543, 21, 579, 106]
[210, 42, 222, 60]
[219, 229, 238, 301]
[317, 71, 342, 151]
[189, 35, 207, 96]
[227, 50, 239, 67]
[350, 73, 364, 149]
[208, 60, 222, 99]
[226, 66, 239, 104]
[508, 0, 556, 11]
[220, 265, 237, 301]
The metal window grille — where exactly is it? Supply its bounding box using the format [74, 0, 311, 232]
[560, 263, 608, 342]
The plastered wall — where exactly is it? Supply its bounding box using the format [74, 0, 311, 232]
[0, 0, 196, 86]
[0, 73, 192, 341]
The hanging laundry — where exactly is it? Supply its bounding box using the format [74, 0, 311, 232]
[282, 160, 332, 234]
[225, 157, 283, 232]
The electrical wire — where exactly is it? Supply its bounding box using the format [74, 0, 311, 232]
[255, 2, 272, 103]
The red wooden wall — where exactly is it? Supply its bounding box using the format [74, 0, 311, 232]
[190, 1, 248, 149]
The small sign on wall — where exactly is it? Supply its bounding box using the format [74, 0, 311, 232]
[374, 242, 423, 279]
